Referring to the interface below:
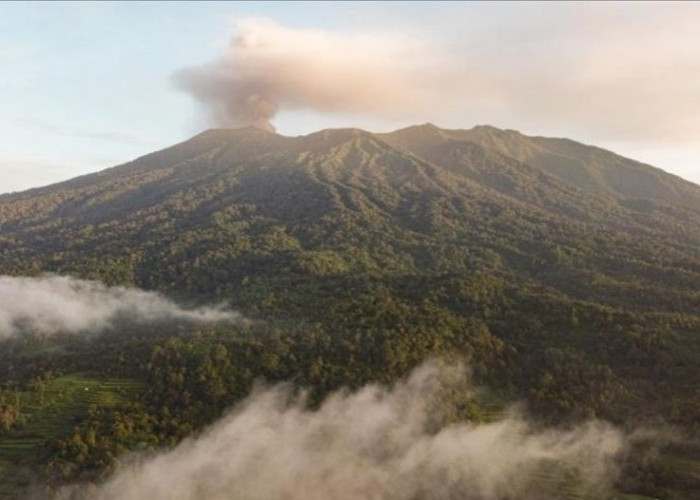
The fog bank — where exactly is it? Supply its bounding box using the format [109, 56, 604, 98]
[69, 361, 625, 500]
[0, 275, 240, 337]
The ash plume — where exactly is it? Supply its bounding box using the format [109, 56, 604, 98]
[173, 7, 700, 153]
[66, 361, 626, 500]
[173, 18, 432, 132]
[0, 275, 240, 337]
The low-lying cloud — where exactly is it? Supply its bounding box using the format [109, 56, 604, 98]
[0, 275, 240, 337]
[70, 361, 626, 500]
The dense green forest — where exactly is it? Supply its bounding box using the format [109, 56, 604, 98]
[0, 125, 699, 498]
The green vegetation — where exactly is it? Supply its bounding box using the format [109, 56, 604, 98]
[1, 375, 141, 456]
[0, 368, 143, 497]
[0, 125, 698, 497]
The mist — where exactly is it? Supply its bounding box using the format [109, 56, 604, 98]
[65, 361, 626, 500]
[0, 275, 240, 337]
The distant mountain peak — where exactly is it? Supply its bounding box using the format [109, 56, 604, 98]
[393, 122, 444, 134]
[412, 122, 443, 132]
[469, 124, 523, 136]
[298, 127, 381, 149]
[195, 126, 278, 139]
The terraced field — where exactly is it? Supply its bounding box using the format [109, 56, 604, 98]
[0, 374, 144, 497]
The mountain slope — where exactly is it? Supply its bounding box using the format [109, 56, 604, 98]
[0, 124, 699, 422]
[6, 123, 700, 307]
[1, 124, 700, 497]
[384, 123, 700, 210]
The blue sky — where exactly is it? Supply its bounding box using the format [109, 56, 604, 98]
[2, 2, 700, 193]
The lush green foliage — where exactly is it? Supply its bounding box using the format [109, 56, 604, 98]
[0, 125, 699, 498]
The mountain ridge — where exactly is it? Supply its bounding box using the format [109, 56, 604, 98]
[384, 124, 700, 208]
[3, 123, 700, 303]
[4, 123, 698, 199]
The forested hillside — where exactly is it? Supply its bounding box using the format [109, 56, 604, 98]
[0, 124, 699, 498]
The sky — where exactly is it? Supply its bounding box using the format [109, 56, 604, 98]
[1, 1, 700, 194]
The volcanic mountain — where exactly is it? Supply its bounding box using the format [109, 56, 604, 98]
[2, 124, 700, 308]
[2, 124, 700, 414]
[2, 124, 700, 496]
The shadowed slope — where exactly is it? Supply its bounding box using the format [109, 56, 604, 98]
[385, 123, 700, 210]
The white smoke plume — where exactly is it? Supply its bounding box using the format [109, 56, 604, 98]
[0, 275, 240, 337]
[174, 18, 435, 132]
[71, 361, 626, 500]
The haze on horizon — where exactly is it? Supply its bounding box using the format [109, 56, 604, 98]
[2, 1, 700, 193]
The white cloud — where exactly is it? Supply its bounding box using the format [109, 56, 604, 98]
[0, 275, 241, 337]
[70, 361, 625, 500]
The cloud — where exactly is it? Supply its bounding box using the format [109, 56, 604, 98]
[0, 275, 241, 337]
[69, 361, 626, 500]
[0, 159, 82, 194]
[465, 3, 700, 143]
[11, 117, 154, 146]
